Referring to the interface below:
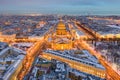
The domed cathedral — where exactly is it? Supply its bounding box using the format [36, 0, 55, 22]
[50, 20, 74, 50]
[56, 21, 67, 35]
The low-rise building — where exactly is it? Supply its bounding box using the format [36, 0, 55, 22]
[0, 42, 25, 80]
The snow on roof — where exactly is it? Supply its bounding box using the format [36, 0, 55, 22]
[107, 25, 120, 29]
[0, 47, 10, 57]
[70, 69, 86, 77]
[0, 45, 25, 79]
[2, 55, 24, 80]
[55, 62, 65, 72]
[45, 50, 105, 70]
[76, 30, 84, 36]
[0, 66, 6, 70]
[12, 42, 33, 47]
[12, 47, 26, 54]
[0, 42, 8, 47]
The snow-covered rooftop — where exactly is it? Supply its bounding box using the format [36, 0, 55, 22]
[0, 47, 25, 80]
[44, 50, 105, 70]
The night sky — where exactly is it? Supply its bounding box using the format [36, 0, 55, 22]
[0, 0, 120, 15]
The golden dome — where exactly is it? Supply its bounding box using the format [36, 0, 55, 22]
[57, 21, 66, 30]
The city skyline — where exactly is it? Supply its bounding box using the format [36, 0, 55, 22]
[0, 11, 120, 79]
[0, 0, 120, 15]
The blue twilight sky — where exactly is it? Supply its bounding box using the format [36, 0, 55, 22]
[0, 0, 120, 15]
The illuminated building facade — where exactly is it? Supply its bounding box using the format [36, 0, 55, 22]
[50, 21, 73, 50]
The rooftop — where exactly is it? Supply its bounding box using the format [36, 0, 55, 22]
[0, 46, 25, 80]
[44, 50, 105, 70]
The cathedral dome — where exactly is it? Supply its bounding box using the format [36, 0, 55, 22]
[57, 21, 66, 30]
